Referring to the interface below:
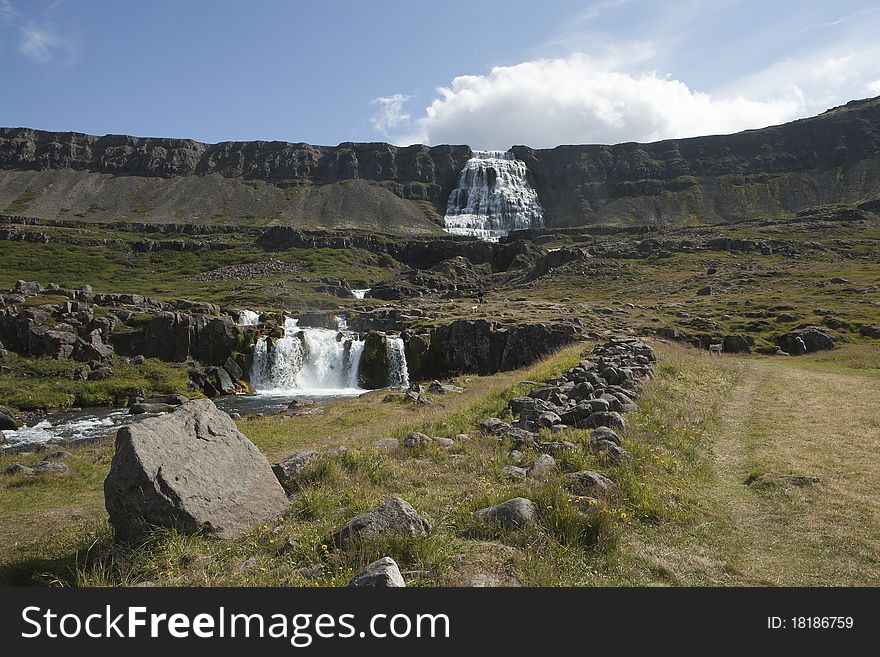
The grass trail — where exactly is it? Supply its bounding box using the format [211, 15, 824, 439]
[709, 356, 880, 585]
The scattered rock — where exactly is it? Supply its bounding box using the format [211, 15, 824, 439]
[296, 564, 326, 580]
[467, 573, 521, 587]
[722, 334, 751, 354]
[564, 471, 618, 499]
[235, 557, 258, 574]
[3, 462, 35, 476]
[332, 497, 431, 549]
[527, 454, 556, 479]
[475, 498, 538, 530]
[347, 557, 406, 587]
[371, 438, 399, 452]
[502, 465, 527, 480]
[403, 431, 432, 448]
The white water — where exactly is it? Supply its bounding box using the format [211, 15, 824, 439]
[444, 149, 544, 242]
[1, 408, 160, 451]
[351, 289, 370, 299]
[387, 336, 410, 388]
[250, 317, 365, 395]
[249, 318, 411, 394]
[237, 310, 261, 326]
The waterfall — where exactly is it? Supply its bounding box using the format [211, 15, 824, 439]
[237, 309, 261, 326]
[249, 317, 365, 393]
[443, 149, 544, 242]
[387, 336, 410, 388]
[351, 289, 370, 299]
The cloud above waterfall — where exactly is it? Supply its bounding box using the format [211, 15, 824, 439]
[381, 54, 807, 148]
[369, 94, 412, 139]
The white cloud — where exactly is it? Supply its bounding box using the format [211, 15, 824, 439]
[19, 26, 61, 62]
[389, 54, 804, 148]
[865, 79, 880, 95]
[0, 0, 15, 24]
[369, 94, 412, 138]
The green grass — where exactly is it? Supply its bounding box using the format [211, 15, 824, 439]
[0, 354, 194, 411]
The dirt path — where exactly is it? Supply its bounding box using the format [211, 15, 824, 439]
[710, 357, 880, 585]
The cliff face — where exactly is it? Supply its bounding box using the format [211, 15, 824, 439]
[1, 96, 879, 230]
[512, 97, 880, 226]
[0, 130, 470, 232]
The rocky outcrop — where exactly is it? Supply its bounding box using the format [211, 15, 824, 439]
[777, 327, 836, 354]
[359, 331, 390, 389]
[104, 399, 288, 541]
[368, 256, 489, 300]
[408, 319, 580, 380]
[257, 227, 542, 272]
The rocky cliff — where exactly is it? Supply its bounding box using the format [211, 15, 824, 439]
[2, 96, 879, 229]
[512, 97, 880, 226]
[0, 130, 470, 232]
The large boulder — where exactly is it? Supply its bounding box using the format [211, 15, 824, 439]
[332, 497, 431, 549]
[104, 399, 288, 541]
[722, 334, 751, 354]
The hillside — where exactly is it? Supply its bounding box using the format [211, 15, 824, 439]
[1, 97, 879, 230]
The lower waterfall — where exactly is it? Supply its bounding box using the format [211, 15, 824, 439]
[248, 316, 409, 394]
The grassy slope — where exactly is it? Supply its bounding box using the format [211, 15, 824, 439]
[3, 341, 877, 587]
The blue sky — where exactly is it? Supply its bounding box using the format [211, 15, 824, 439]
[2, 0, 879, 148]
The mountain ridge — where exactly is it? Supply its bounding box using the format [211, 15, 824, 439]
[1, 96, 879, 230]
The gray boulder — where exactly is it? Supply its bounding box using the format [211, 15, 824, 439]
[475, 497, 538, 529]
[403, 431, 432, 448]
[347, 557, 406, 587]
[564, 471, 618, 499]
[527, 454, 556, 479]
[332, 497, 431, 549]
[104, 399, 288, 541]
[14, 280, 42, 296]
[589, 426, 621, 446]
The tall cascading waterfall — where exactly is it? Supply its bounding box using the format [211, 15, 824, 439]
[250, 317, 366, 393]
[443, 149, 544, 242]
[386, 336, 410, 388]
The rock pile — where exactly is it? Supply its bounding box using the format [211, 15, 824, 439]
[479, 337, 655, 456]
